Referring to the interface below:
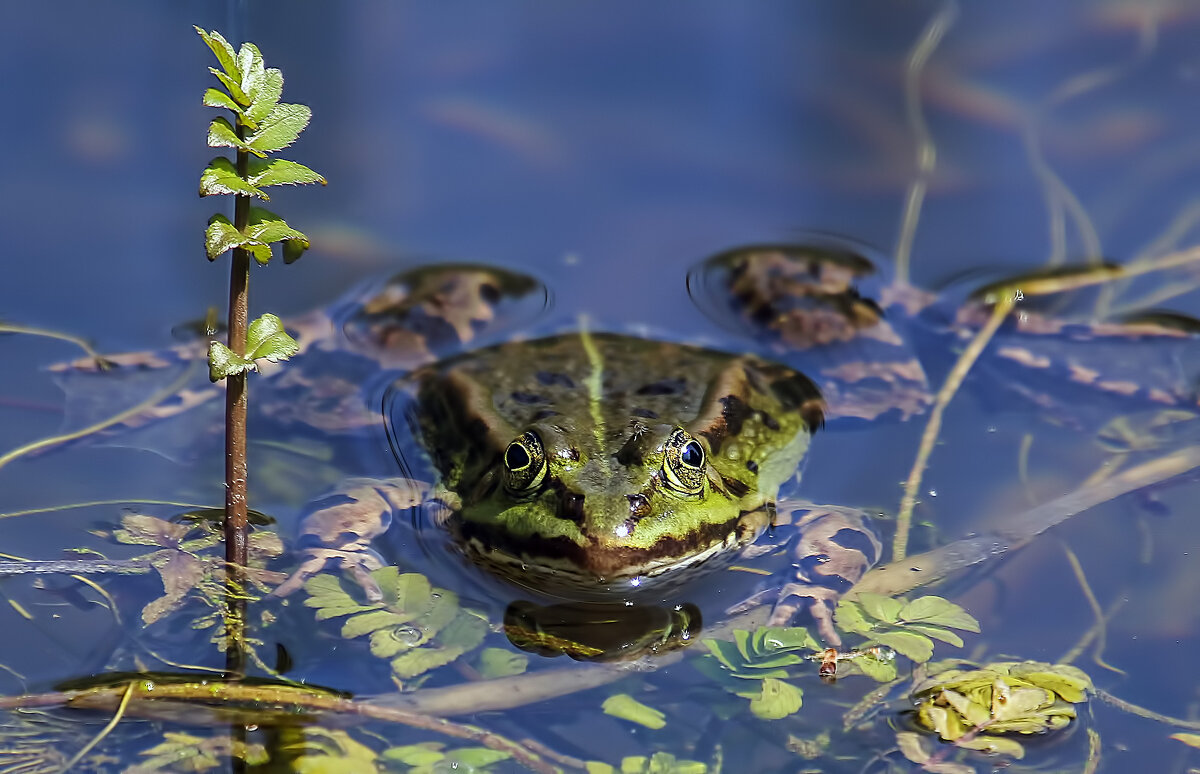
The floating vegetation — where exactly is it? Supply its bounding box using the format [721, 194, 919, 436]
[835, 594, 981, 664]
[303, 568, 489, 687]
[586, 752, 708, 774]
[129, 731, 268, 773]
[602, 694, 667, 730]
[693, 626, 818, 720]
[382, 741, 512, 772]
[904, 660, 1093, 762]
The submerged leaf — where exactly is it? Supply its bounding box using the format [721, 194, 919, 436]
[833, 599, 872, 634]
[391, 644, 464, 679]
[746, 677, 803, 720]
[602, 694, 667, 729]
[868, 630, 934, 663]
[476, 647, 528, 678]
[899, 596, 981, 632]
[858, 592, 904, 624]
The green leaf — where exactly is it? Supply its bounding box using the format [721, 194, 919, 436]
[382, 744, 445, 767]
[195, 27, 239, 80]
[851, 653, 897, 682]
[899, 596, 981, 632]
[602, 694, 666, 730]
[369, 625, 421, 658]
[246, 243, 274, 265]
[833, 599, 872, 634]
[858, 592, 904, 624]
[202, 88, 242, 114]
[448, 748, 511, 768]
[207, 117, 250, 152]
[703, 639, 746, 671]
[1171, 733, 1200, 749]
[249, 157, 327, 188]
[200, 157, 267, 199]
[585, 763, 616, 774]
[437, 611, 487, 651]
[236, 43, 266, 108]
[207, 68, 249, 108]
[754, 626, 818, 654]
[868, 630, 934, 662]
[391, 644, 464, 679]
[476, 648, 528, 678]
[208, 341, 252, 382]
[940, 688, 991, 726]
[341, 609, 409, 639]
[903, 623, 964, 648]
[247, 68, 284, 125]
[379, 571, 433, 611]
[895, 731, 932, 764]
[956, 734, 1026, 758]
[247, 103, 311, 153]
[733, 629, 753, 661]
[246, 313, 299, 363]
[245, 207, 308, 245]
[205, 215, 248, 260]
[747, 677, 803, 720]
[283, 237, 308, 264]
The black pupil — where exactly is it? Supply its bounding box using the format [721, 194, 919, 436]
[681, 441, 703, 467]
[505, 443, 531, 470]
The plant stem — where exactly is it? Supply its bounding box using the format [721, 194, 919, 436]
[224, 141, 251, 674]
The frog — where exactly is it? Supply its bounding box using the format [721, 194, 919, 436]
[50, 243, 1200, 648]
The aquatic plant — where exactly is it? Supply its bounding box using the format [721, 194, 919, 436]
[195, 27, 325, 658]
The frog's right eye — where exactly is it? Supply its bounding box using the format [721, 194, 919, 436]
[503, 431, 547, 494]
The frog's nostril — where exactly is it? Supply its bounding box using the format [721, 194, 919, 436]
[558, 492, 585, 523]
[627, 493, 650, 519]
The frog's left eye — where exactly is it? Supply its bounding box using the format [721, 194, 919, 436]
[504, 431, 547, 494]
[662, 429, 706, 497]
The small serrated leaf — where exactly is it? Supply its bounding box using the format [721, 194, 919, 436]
[341, 609, 409, 639]
[207, 117, 249, 151]
[248, 157, 326, 188]
[195, 27, 239, 80]
[202, 88, 241, 114]
[282, 237, 308, 264]
[437, 611, 487, 651]
[246, 68, 283, 124]
[245, 207, 306, 245]
[747, 677, 803, 720]
[868, 630, 934, 662]
[476, 647, 528, 678]
[246, 314, 298, 363]
[237, 43, 266, 107]
[207, 69, 249, 107]
[247, 103, 311, 154]
[200, 158, 267, 199]
[203, 215, 244, 258]
[602, 694, 666, 729]
[208, 341, 252, 382]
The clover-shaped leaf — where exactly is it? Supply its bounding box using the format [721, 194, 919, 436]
[743, 677, 803, 720]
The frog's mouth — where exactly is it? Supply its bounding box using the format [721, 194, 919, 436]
[450, 512, 766, 594]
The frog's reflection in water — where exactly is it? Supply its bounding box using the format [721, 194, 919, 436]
[503, 599, 702, 662]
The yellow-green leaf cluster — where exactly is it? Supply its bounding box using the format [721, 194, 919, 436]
[303, 567, 489, 686]
[909, 661, 1092, 759]
[692, 626, 817, 719]
[130, 731, 268, 773]
[196, 27, 324, 265]
[836, 594, 979, 663]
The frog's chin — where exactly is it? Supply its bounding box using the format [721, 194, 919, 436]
[452, 526, 758, 602]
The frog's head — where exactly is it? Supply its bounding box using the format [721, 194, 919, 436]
[414, 338, 823, 593]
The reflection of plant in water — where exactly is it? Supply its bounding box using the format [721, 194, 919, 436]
[303, 568, 505, 688]
[129, 731, 268, 773]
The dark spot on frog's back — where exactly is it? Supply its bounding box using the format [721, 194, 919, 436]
[632, 407, 659, 419]
[771, 371, 825, 432]
[637, 378, 687, 396]
[510, 391, 546, 405]
[536, 371, 575, 388]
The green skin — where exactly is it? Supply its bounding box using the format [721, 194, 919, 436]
[412, 331, 824, 590]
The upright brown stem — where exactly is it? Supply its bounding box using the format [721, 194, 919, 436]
[224, 141, 251, 675]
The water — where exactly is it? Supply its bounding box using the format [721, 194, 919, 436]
[3, 2, 1200, 771]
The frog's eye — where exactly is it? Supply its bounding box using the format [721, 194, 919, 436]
[504, 431, 547, 494]
[662, 429, 706, 496]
